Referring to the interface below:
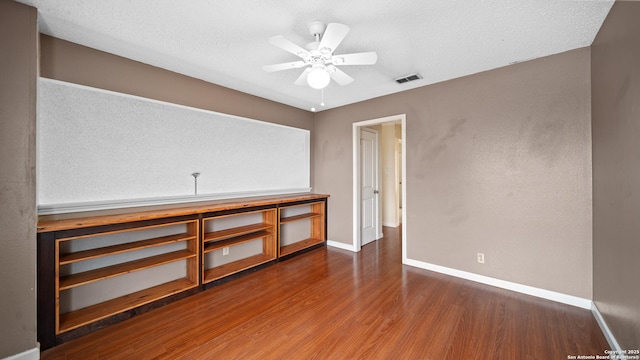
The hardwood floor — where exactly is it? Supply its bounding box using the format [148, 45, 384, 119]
[42, 227, 609, 359]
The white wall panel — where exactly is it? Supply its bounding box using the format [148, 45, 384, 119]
[37, 78, 310, 212]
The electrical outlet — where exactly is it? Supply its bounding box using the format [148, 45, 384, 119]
[477, 253, 485, 264]
[222, 247, 229, 256]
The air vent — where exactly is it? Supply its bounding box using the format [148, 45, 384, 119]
[395, 73, 422, 84]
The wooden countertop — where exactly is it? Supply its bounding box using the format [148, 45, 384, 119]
[38, 193, 329, 233]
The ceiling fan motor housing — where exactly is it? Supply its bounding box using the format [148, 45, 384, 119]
[308, 21, 326, 38]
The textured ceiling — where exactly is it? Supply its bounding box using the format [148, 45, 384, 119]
[18, 0, 614, 112]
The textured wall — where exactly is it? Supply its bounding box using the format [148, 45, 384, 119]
[592, 0, 640, 349]
[37, 79, 311, 206]
[314, 48, 593, 298]
[0, 0, 38, 358]
[39, 35, 316, 192]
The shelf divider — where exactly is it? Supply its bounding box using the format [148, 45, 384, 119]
[59, 233, 196, 265]
[203, 253, 274, 283]
[59, 250, 196, 290]
[203, 223, 271, 243]
[280, 212, 321, 224]
[203, 230, 272, 253]
[58, 278, 197, 333]
[279, 238, 323, 257]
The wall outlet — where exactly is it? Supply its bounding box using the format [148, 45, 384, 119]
[222, 247, 229, 256]
[477, 253, 485, 264]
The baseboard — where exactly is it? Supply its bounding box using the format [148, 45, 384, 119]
[2, 347, 39, 360]
[404, 258, 592, 309]
[327, 240, 357, 252]
[591, 302, 623, 352]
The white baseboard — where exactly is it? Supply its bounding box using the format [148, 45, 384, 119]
[327, 240, 358, 252]
[591, 302, 622, 352]
[2, 347, 39, 360]
[404, 258, 592, 309]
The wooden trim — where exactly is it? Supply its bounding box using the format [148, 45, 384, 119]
[37, 232, 57, 349]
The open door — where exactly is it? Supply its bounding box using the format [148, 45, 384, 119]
[360, 128, 379, 246]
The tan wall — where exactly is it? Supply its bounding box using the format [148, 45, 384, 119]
[0, 1, 38, 357]
[314, 48, 593, 298]
[592, 1, 640, 349]
[40, 35, 314, 131]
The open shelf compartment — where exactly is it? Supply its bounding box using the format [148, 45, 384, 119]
[201, 208, 277, 284]
[55, 218, 200, 334]
[278, 201, 325, 257]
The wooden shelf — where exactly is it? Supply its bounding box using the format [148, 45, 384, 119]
[203, 253, 274, 283]
[59, 250, 196, 290]
[59, 233, 196, 265]
[203, 223, 271, 243]
[203, 230, 271, 253]
[280, 212, 321, 224]
[280, 238, 324, 257]
[58, 278, 197, 333]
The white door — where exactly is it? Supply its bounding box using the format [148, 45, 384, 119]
[361, 128, 379, 246]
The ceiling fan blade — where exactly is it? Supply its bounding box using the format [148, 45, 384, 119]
[328, 66, 354, 86]
[268, 36, 311, 59]
[294, 68, 312, 85]
[318, 23, 350, 54]
[332, 52, 378, 66]
[263, 61, 307, 72]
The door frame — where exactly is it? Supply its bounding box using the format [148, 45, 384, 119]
[352, 114, 407, 261]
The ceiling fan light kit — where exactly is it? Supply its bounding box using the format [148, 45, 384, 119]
[263, 21, 378, 91]
[307, 66, 331, 89]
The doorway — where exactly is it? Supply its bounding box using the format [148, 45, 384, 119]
[353, 114, 407, 262]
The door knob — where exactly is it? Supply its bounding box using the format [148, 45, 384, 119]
[374, 190, 379, 194]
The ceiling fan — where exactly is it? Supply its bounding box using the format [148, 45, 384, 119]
[263, 21, 378, 89]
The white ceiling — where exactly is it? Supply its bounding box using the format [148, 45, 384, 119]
[18, 0, 614, 112]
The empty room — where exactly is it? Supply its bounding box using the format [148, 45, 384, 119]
[1, 0, 639, 359]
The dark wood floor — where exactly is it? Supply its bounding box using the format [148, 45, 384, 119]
[42, 227, 609, 359]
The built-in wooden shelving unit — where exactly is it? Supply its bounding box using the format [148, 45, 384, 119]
[37, 193, 328, 350]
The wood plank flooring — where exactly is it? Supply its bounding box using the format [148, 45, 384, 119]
[42, 227, 610, 359]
